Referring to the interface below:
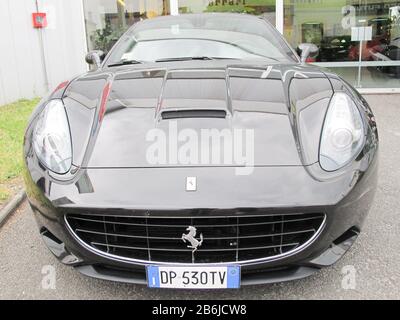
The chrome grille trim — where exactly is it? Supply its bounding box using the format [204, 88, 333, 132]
[67, 215, 323, 228]
[91, 242, 300, 252]
[75, 228, 316, 241]
[65, 213, 326, 266]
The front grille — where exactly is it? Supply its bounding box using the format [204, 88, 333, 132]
[66, 212, 325, 264]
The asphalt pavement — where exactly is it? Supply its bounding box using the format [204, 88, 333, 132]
[0, 95, 399, 300]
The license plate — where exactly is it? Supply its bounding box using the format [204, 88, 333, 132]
[146, 265, 240, 289]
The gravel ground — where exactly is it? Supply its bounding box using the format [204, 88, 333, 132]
[0, 95, 399, 300]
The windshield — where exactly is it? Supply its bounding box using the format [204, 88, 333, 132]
[106, 14, 298, 65]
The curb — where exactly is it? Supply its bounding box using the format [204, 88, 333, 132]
[0, 190, 26, 227]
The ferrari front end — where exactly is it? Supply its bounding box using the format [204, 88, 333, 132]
[23, 13, 378, 288]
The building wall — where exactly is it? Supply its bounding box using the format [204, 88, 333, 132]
[0, 0, 88, 105]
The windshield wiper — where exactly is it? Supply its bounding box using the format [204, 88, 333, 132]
[155, 56, 241, 63]
[155, 56, 216, 63]
[108, 59, 143, 67]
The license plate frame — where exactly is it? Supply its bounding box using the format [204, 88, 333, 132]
[146, 265, 241, 289]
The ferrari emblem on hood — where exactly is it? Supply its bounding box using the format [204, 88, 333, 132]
[186, 177, 197, 192]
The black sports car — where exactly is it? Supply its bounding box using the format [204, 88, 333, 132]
[23, 13, 378, 289]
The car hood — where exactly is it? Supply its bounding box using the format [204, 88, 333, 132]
[63, 61, 333, 169]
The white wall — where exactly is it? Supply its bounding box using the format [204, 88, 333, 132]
[0, 0, 88, 105]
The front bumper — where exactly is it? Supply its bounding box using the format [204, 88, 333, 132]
[38, 222, 359, 285]
[25, 156, 378, 285]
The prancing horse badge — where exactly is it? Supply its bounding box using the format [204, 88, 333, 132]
[186, 177, 197, 192]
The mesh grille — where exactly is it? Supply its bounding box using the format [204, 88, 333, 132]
[66, 212, 325, 264]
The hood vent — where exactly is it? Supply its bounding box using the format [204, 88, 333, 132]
[161, 109, 227, 120]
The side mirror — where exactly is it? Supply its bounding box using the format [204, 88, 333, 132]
[85, 50, 105, 69]
[298, 43, 319, 63]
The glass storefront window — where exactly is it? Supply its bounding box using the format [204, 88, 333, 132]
[177, 0, 276, 25]
[83, 1, 277, 53]
[328, 65, 400, 87]
[81, 0, 400, 89]
[83, 0, 170, 52]
[284, 0, 400, 88]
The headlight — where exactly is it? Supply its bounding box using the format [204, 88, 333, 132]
[320, 92, 364, 171]
[33, 99, 72, 174]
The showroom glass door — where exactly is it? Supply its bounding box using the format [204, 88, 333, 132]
[284, 0, 400, 89]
